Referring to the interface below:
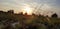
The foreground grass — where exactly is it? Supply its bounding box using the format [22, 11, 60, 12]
[0, 12, 60, 29]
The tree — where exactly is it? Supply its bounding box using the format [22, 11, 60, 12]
[8, 10, 14, 14]
[51, 13, 58, 18]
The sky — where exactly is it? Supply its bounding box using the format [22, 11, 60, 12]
[0, 0, 60, 17]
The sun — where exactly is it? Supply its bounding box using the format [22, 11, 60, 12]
[22, 5, 33, 15]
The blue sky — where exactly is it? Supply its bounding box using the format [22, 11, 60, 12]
[0, 0, 60, 17]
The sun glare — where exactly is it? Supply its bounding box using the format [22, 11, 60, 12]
[22, 5, 33, 15]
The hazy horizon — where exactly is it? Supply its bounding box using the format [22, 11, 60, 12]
[0, 0, 60, 17]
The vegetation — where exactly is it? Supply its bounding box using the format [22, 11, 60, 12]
[0, 10, 60, 29]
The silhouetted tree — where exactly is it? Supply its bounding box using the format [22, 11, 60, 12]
[8, 10, 14, 14]
[0, 11, 4, 13]
[32, 13, 35, 16]
[20, 12, 23, 15]
[51, 13, 58, 18]
[25, 13, 27, 15]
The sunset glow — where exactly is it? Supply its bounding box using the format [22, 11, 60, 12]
[22, 4, 33, 15]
